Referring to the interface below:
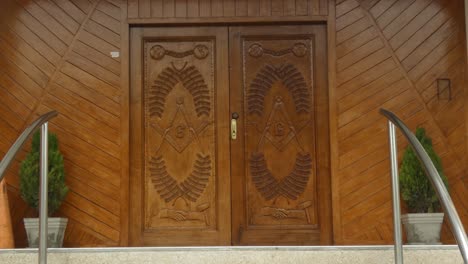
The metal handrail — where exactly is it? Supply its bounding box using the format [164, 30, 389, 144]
[380, 108, 468, 264]
[0, 110, 58, 264]
[0, 111, 57, 182]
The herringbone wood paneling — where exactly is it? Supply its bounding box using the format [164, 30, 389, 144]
[0, 0, 123, 247]
[334, 0, 468, 244]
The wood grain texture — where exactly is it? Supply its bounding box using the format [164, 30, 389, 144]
[127, 0, 329, 19]
[129, 27, 231, 246]
[0, 0, 124, 247]
[333, 0, 468, 245]
[1, 0, 467, 247]
[230, 25, 332, 245]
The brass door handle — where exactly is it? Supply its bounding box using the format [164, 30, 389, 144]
[231, 112, 239, 140]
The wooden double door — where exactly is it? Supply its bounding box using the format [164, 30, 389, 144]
[130, 25, 331, 246]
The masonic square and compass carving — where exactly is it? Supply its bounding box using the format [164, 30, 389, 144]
[142, 37, 317, 230]
[144, 41, 215, 229]
[244, 40, 317, 226]
[132, 25, 329, 245]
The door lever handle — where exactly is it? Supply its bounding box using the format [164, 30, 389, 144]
[231, 112, 239, 140]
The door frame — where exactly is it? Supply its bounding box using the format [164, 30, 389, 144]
[122, 18, 338, 246]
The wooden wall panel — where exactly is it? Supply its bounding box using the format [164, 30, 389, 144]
[333, 0, 468, 244]
[127, 0, 329, 19]
[0, 0, 467, 247]
[0, 0, 124, 247]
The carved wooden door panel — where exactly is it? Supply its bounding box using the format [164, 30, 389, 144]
[130, 27, 230, 246]
[230, 25, 332, 245]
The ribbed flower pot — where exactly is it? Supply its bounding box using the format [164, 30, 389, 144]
[24, 217, 68, 248]
[401, 213, 444, 244]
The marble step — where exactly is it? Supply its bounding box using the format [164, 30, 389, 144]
[0, 245, 464, 264]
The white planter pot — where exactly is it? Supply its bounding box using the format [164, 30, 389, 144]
[23, 217, 68, 248]
[401, 213, 444, 245]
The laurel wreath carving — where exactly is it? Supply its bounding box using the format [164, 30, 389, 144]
[147, 64, 210, 118]
[149, 153, 211, 203]
[250, 152, 312, 200]
[247, 64, 311, 116]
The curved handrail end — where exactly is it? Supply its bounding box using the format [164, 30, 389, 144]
[0, 111, 59, 182]
[380, 108, 468, 263]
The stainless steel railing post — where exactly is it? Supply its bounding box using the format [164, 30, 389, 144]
[382, 108, 468, 264]
[0, 111, 57, 264]
[39, 122, 49, 264]
[388, 121, 404, 264]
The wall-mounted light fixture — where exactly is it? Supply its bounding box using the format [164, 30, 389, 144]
[437, 78, 451, 101]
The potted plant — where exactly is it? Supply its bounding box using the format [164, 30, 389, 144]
[20, 131, 68, 248]
[399, 127, 449, 244]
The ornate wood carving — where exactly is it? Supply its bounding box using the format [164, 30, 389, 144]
[150, 97, 210, 153]
[259, 200, 313, 223]
[143, 38, 217, 231]
[180, 154, 211, 202]
[149, 154, 211, 204]
[133, 27, 230, 245]
[158, 202, 210, 225]
[248, 43, 308, 58]
[250, 152, 312, 200]
[247, 64, 311, 115]
[240, 36, 318, 228]
[150, 44, 209, 60]
[147, 63, 210, 118]
[149, 156, 182, 203]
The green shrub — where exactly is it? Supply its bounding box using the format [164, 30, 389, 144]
[399, 127, 449, 213]
[19, 131, 68, 216]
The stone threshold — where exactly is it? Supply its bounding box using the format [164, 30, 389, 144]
[0, 244, 460, 253]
